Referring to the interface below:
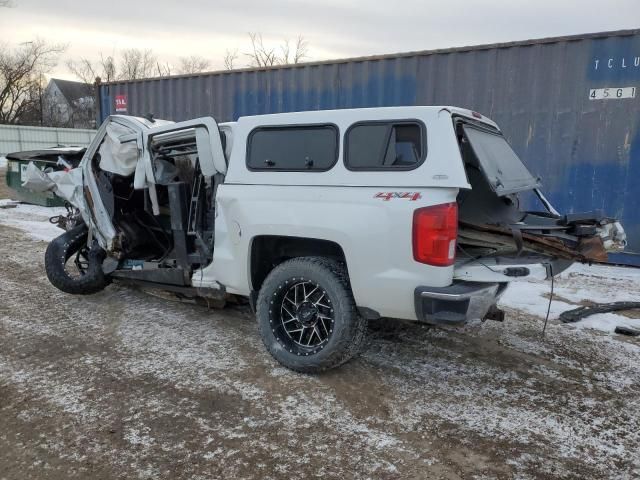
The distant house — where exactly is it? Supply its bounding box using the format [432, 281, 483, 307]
[43, 78, 95, 129]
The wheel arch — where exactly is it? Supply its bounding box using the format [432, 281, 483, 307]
[249, 235, 350, 295]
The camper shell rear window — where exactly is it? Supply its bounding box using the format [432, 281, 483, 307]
[344, 120, 426, 171]
[461, 124, 541, 196]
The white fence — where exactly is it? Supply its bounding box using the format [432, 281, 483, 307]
[0, 124, 97, 156]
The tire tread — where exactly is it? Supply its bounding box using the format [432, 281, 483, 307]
[45, 225, 110, 295]
[257, 256, 367, 373]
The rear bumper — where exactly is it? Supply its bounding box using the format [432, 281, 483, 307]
[414, 281, 507, 325]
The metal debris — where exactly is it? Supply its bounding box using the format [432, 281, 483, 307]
[614, 326, 640, 337]
[560, 302, 640, 323]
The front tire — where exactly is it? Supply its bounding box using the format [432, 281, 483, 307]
[45, 224, 110, 295]
[257, 257, 367, 373]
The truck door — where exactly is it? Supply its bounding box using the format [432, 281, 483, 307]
[137, 117, 227, 215]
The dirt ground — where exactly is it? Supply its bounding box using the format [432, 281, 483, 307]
[1, 172, 639, 479]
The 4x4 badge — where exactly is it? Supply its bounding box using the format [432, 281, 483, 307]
[374, 192, 422, 201]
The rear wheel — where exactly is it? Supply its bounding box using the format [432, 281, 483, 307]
[257, 257, 367, 373]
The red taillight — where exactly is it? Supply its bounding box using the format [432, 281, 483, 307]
[412, 202, 458, 266]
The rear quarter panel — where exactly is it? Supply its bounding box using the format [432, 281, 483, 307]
[208, 184, 458, 320]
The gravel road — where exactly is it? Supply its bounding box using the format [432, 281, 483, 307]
[1, 188, 639, 479]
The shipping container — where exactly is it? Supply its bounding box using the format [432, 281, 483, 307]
[97, 29, 640, 262]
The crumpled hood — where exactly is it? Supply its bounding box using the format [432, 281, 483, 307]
[21, 162, 86, 213]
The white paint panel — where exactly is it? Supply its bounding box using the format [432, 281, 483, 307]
[197, 183, 459, 321]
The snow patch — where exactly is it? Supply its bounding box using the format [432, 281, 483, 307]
[0, 199, 65, 241]
[499, 263, 640, 334]
[124, 427, 155, 448]
[573, 312, 640, 333]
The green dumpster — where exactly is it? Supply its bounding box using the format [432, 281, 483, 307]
[4, 147, 85, 207]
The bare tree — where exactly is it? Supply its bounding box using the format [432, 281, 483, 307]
[101, 54, 117, 81]
[223, 49, 238, 70]
[291, 35, 309, 64]
[0, 0, 14, 7]
[119, 48, 157, 80]
[68, 48, 172, 83]
[178, 55, 210, 74]
[241, 33, 310, 68]
[67, 53, 118, 84]
[244, 33, 278, 67]
[280, 35, 309, 65]
[65, 57, 95, 84]
[0, 39, 66, 124]
[156, 60, 172, 77]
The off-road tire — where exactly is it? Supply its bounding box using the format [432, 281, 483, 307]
[45, 224, 110, 295]
[257, 256, 368, 373]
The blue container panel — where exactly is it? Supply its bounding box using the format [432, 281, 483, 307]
[98, 30, 640, 255]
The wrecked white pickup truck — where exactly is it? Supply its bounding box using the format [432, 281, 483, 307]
[26, 107, 626, 372]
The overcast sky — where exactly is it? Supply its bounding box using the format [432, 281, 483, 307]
[2, 0, 639, 80]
